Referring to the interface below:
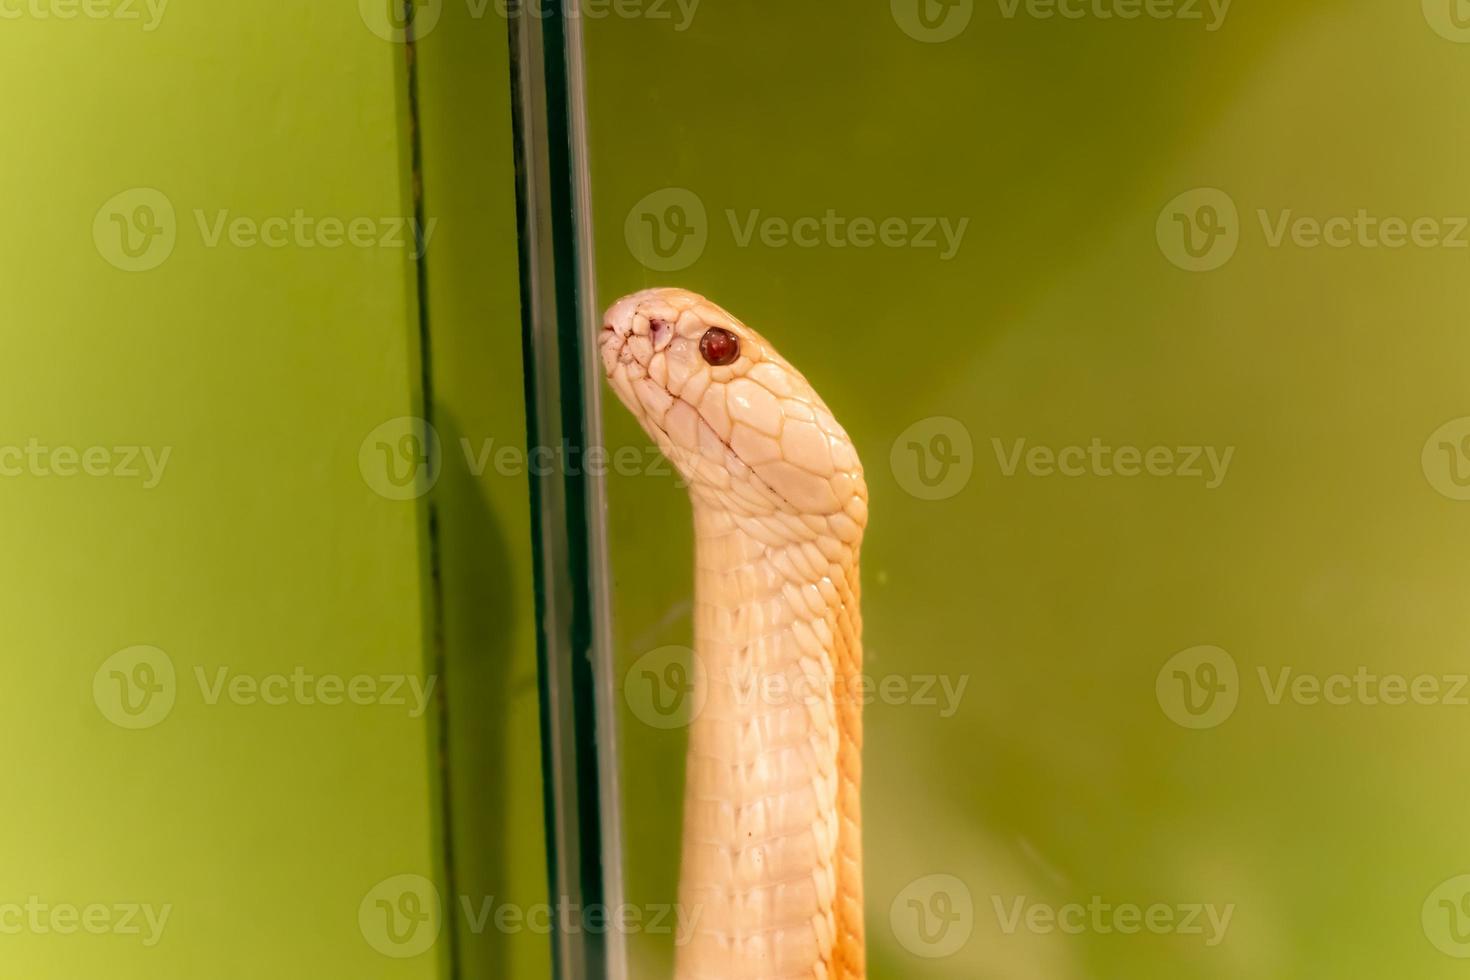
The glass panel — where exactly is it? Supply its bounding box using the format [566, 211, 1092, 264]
[415, 9, 552, 980]
[0, 9, 458, 980]
[583, 5, 1470, 978]
[2, 9, 550, 980]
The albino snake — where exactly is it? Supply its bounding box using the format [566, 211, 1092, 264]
[601, 288, 868, 979]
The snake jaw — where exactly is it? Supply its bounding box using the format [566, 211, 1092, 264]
[602, 288, 868, 533]
[601, 287, 870, 979]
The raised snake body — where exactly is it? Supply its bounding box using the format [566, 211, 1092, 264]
[601, 288, 868, 979]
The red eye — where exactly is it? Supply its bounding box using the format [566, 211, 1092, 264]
[699, 327, 740, 366]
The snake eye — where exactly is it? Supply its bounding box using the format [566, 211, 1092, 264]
[699, 327, 740, 366]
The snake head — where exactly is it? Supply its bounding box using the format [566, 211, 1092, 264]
[601, 287, 867, 538]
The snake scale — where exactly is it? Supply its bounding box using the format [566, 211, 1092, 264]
[601, 288, 868, 979]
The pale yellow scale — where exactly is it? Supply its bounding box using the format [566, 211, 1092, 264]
[601, 289, 867, 980]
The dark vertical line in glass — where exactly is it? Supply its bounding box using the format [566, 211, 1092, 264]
[507, 2, 611, 977]
[401, 4, 461, 978]
[537, 17, 607, 974]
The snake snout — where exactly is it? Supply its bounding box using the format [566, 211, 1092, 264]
[598, 323, 626, 376]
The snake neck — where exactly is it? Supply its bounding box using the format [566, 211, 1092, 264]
[675, 505, 865, 980]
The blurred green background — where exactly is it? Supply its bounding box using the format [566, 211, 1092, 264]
[588, 1, 1470, 977]
[0, 3, 546, 979]
[7, 0, 1470, 978]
